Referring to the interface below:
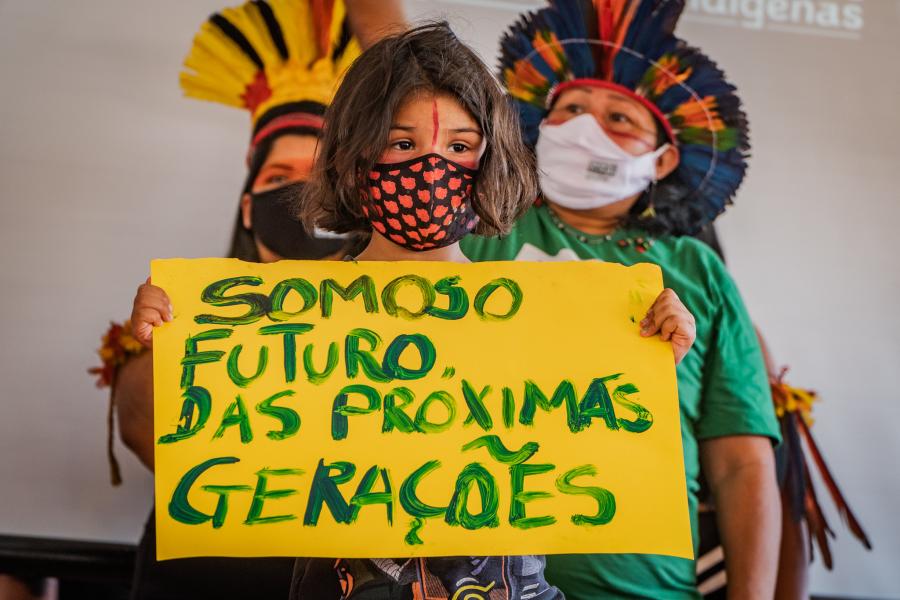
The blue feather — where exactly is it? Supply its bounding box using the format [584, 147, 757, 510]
[497, 0, 750, 230]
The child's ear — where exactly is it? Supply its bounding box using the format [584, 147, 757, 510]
[241, 194, 253, 229]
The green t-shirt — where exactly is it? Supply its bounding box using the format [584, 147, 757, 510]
[461, 205, 780, 600]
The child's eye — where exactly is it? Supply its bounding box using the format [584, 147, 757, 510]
[564, 103, 584, 115]
[449, 143, 469, 153]
[393, 140, 414, 151]
[610, 112, 633, 124]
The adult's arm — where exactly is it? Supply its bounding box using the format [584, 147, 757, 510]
[114, 352, 155, 471]
[345, 0, 406, 49]
[775, 487, 810, 600]
[700, 435, 780, 600]
[756, 329, 810, 600]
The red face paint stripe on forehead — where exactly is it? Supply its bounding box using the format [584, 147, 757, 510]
[431, 98, 439, 149]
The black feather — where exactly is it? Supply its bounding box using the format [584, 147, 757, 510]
[253, 1, 289, 60]
[332, 20, 353, 62]
[211, 14, 264, 70]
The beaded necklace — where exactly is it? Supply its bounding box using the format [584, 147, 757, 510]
[544, 205, 655, 253]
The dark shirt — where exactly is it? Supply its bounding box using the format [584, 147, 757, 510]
[290, 556, 564, 599]
[131, 508, 294, 600]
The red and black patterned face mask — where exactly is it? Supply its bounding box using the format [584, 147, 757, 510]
[361, 154, 479, 251]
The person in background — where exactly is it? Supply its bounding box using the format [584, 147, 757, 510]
[130, 22, 696, 600]
[462, 0, 781, 598]
[89, 1, 404, 598]
[696, 324, 872, 599]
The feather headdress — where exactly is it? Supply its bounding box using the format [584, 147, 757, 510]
[772, 369, 872, 569]
[500, 0, 749, 234]
[181, 0, 359, 153]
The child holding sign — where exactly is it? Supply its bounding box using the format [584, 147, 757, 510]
[132, 22, 696, 600]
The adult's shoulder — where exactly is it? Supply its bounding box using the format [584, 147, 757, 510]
[461, 206, 541, 261]
[659, 234, 732, 282]
[649, 234, 739, 312]
[670, 234, 727, 267]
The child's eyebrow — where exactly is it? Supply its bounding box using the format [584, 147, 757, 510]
[390, 124, 481, 134]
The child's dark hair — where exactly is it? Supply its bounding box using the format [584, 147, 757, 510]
[299, 22, 538, 237]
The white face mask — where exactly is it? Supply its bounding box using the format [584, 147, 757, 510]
[535, 113, 669, 210]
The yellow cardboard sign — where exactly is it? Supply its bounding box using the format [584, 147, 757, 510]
[151, 258, 690, 560]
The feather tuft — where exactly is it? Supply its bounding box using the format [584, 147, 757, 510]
[181, 0, 360, 126]
[772, 368, 872, 569]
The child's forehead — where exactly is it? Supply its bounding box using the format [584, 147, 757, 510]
[393, 90, 478, 127]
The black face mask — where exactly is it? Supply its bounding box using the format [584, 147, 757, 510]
[249, 182, 347, 260]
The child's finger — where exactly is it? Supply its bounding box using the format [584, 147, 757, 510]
[133, 291, 173, 322]
[134, 278, 170, 302]
[135, 307, 164, 328]
[142, 284, 169, 301]
[137, 285, 172, 311]
[642, 306, 682, 338]
[652, 288, 677, 307]
[139, 296, 173, 322]
[639, 309, 658, 337]
[660, 316, 679, 342]
[646, 304, 674, 336]
[132, 309, 163, 348]
[641, 289, 690, 339]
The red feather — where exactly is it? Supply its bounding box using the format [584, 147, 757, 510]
[597, 1, 615, 79]
[310, 0, 336, 59]
[769, 365, 872, 569]
[800, 431, 835, 568]
[798, 417, 873, 551]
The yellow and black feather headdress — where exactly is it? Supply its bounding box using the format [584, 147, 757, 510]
[181, 0, 360, 153]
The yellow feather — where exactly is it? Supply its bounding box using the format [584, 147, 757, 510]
[335, 36, 360, 81]
[180, 0, 360, 123]
[184, 44, 246, 89]
[185, 25, 257, 86]
[180, 75, 246, 108]
[271, 0, 315, 63]
[331, 0, 348, 42]
[221, 4, 278, 67]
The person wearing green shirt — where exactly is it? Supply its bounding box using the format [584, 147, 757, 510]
[462, 1, 781, 598]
